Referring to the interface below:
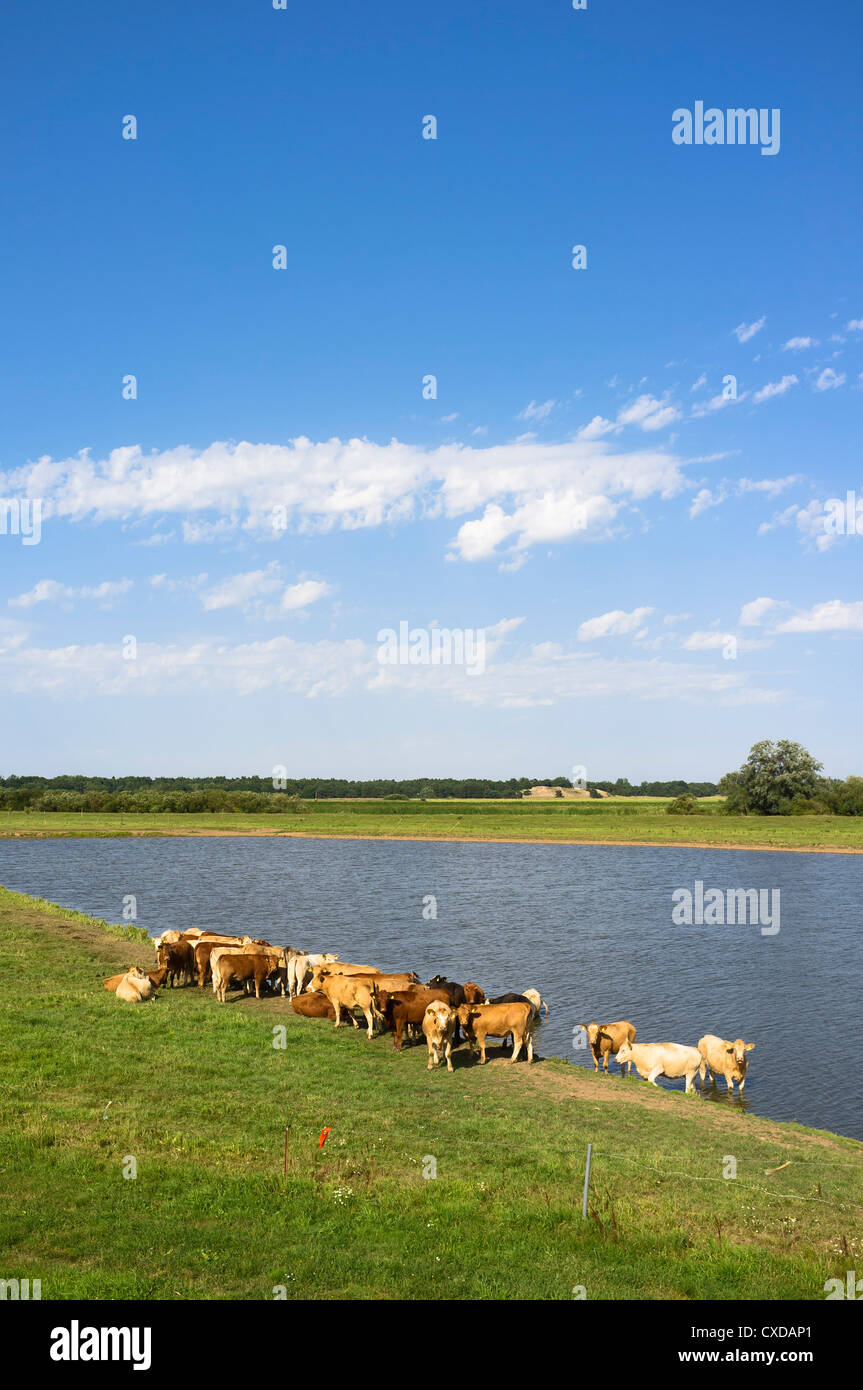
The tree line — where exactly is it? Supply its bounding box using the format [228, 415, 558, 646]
[0, 772, 719, 813]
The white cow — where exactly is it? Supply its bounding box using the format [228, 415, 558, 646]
[288, 951, 339, 997]
[522, 988, 550, 1017]
[616, 1041, 702, 1094]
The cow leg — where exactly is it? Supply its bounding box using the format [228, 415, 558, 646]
[510, 1033, 523, 1064]
[738, 1077, 746, 1094]
[364, 1006, 375, 1039]
[479, 1037, 487, 1064]
[526, 1031, 534, 1063]
[647, 1066, 662, 1086]
[445, 1038, 453, 1073]
[333, 1001, 343, 1027]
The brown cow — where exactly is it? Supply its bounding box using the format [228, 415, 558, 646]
[580, 1020, 637, 1075]
[157, 940, 196, 988]
[194, 935, 248, 986]
[211, 947, 288, 1002]
[291, 993, 338, 1020]
[382, 987, 451, 1050]
[463, 982, 485, 1004]
[456, 1001, 535, 1064]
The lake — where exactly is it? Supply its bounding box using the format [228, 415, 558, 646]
[2, 835, 861, 1139]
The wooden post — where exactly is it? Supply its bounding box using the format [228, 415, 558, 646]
[582, 1143, 593, 1220]
[283, 1125, 290, 1176]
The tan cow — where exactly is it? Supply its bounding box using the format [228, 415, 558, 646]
[314, 972, 385, 1039]
[456, 1001, 535, 1064]
[336, 971, 419, 994]
[523, 988, 550, 1017]
[580, 1020, 636, 1074]
[104, 967, 167, 992]
[616, 1041, 702, 1094]
[698, 1035, 755, 1095]
[115, 966, 156, 1003]
[423, 1001, 456, 1073]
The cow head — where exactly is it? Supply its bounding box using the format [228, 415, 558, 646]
[308, 968, 330, 993]
[726, 1039, 754, 1068]
[463, 982, 485, 1004]
[616, 1041, 633, 1064]
[426, 974, 446, 988]
[581, 1022, 602, 1047]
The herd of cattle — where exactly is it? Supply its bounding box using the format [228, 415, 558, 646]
[103, 928, 754, 1092]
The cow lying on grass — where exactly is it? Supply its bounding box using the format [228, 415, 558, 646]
[616, 1041, 702, 1094]
[115, 966, 156, 1003]
[291, 993, 338, 1020]
[104, 967, 167, 993]
[423, 1001, 456, 1073]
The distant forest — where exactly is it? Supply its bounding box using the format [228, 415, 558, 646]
[0, 773, 719, 813]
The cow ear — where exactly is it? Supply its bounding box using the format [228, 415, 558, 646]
[745, 1043, 755, 1051]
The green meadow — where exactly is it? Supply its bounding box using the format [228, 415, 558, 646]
[1, 886, 861, 1300]
[2, 798, 863, 852]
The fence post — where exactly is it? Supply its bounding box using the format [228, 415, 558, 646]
[582, 1143, 593, 1219]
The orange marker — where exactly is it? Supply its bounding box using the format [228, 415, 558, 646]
[318, 1127, 331, 1149]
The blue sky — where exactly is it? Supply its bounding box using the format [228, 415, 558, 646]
[1, 0, 862, 781]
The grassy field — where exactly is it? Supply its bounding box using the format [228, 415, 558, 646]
[2, 799, 863, 852]
[1, 885, 861, 1301]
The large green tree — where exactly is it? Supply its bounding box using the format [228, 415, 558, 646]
[719, 739, 823, 815]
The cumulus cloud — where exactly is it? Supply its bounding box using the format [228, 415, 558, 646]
[616, 394, 681, 432]
[577, 607, 654, 641]
[199, 563, 333, 614]
[0, 625, 783, 708]
[773, 600, 863, 634]
[733, 317, 766, 343]
[739, 597, 782, 626]
[8, 578, 133, 609]
[814, 367, 845, 391]
[752, 374, 798, 404]
[1, 435, 691, 566]
[782, 336, 816, 351]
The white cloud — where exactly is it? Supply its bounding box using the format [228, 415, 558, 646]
[576, 415, 616, 441]
[577, 607, 654, 641]
[0, 625, 783, 708]
[846, 319, 863, 332]
[201, 563, 284, 611]
[616, 394, 681, 432]
[752, 374, 798, 404]
[774, 600, 863, 635]
[814, 367, 846, 391]
[8, 578, 133, 609]
[689, 486, 727, 518]
[517, 399, 557, 422]
[280, 578, 333, 611]
[733, 317, 766, 343]
[1, 435, 691, 565]
[737, 475, 802, 498]
[739, 597, 781, 626]
[690, 373, 707, 393]
[782, 336, 816, 351]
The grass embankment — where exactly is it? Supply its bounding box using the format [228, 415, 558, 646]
[2, 800, 863, 852]
[1, 886, 861, 1300]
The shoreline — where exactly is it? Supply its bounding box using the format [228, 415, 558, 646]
[2, 826, 861, 854]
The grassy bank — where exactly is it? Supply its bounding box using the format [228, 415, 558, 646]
[1, 886, 861, 1300]
[2, 799, 863, 852]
